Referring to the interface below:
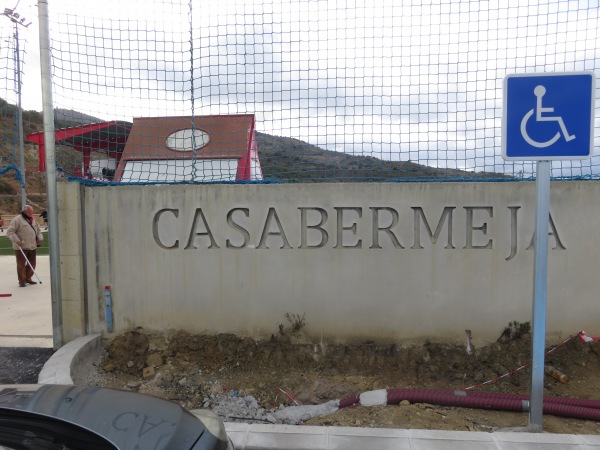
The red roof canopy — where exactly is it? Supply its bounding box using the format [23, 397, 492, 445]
[26, 121, 132, 172]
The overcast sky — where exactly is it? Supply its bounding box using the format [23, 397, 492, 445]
[2, 0, 599, 177]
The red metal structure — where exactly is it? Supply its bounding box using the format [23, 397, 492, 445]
[26, 121, 132, 174]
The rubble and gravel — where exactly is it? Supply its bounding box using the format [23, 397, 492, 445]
[74, 336, 346, 425]
[73, 327, 600, 435]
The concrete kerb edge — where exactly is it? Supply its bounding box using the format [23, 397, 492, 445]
[223, 423, 600, 449]
[38, 334, 101, 385]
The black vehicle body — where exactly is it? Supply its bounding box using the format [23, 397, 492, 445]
[0, 384, 232, 450]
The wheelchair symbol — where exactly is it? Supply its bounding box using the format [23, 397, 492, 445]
[520, 85, 576, 148]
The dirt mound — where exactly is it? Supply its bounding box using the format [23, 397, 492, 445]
[83, 327, 600, 435]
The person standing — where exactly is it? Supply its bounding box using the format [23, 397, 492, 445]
[7, 205, 43, 287]
[39, 209, 48, 230]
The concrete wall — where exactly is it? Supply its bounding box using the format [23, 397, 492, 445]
[58, 183, 86, 342]
[58, 181, 599, 344]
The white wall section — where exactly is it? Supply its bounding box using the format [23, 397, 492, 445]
[58, 181, 599, 344]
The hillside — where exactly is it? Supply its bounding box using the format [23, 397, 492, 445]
[1, 98, 508, 214]
[0, 99, 109, 214]
[255, 132, 504, 182]
[54, 108, 106, 126]
[0, 99, 48, 215]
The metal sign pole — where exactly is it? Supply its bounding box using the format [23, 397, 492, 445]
[503, 71, 594, 432]
[528, 160, 551, 432]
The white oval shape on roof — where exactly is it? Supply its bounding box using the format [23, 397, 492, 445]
[165, 128, 210, 152]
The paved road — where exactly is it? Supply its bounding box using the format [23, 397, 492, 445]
[0, 249, 53, 383]
[0, 250, 53, 347]
[0, 347, 55, 384]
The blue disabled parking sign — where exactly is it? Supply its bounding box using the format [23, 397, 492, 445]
[502, 71, 595, 432]
[502, 72, 595, 160]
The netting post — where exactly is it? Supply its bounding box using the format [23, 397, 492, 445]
[38, 0, 63, 350]
[2, 8, 29, 207]
[14, 24, 26, 209]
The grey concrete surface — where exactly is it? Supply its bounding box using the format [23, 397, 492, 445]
[0, 249, 54, 384]
[0, 253, 52, 347]
[66, 181, 600, 344]
[224, 424, 600, 449]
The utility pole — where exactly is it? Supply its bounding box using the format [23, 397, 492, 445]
[38, 0, 63, 349]
[2, 7, 31, 210]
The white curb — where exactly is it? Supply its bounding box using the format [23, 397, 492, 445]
[38, 334, 101, 384]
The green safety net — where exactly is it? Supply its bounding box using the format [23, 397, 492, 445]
[1, 0, 600, 187]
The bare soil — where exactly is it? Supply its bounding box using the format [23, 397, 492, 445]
[81, 325, 600, 435]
